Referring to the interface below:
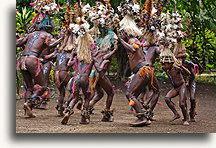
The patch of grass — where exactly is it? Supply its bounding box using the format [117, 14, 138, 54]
[196, 77, 216, 85]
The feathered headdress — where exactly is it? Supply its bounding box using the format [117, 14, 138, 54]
[88, 21, 101, 41]
[71, 1, 94, 63]
[69, 2, 90, 36]
[30, 0, 58, 32]
[38, 14, 55, 30]
[83, 0, 119, 29]
[31, 0, 59, 14]
[117, 0, 142, 37]
[156, 1, 184, 48]
[58, 2, 77, 52]
[96, 28, 118, 51]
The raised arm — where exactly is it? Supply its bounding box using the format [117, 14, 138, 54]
[103, 43, 118, 60]
[118, 37, 136, 53]
[155, 46, 161, 55]
[175, 61, 191, 76]
[67, 53, 75, 67]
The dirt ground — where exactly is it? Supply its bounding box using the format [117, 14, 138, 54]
[16, 81, 216, 133]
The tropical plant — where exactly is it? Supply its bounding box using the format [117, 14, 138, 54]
[16, 7, 33, 33]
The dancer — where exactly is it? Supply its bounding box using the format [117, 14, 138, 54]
[16, 15, 64, 118]
[88, 28, 118, 122]
[137, 32, 161, 120]
[160, 48, 191, 125]
[61, 27, 95, 124]
[118, 33, 160, 126]
[174, 38, 199, 122]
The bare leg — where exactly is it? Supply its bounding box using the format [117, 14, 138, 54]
[61, 87, 80, 125]
[21, 70, 34, 102]
[189, 80, 196, 122]
[164, 89, 180, 122]
[179, 84, 189, 125]
[21, 70, 36, 118]
[100, 76, 114, 110]
[148, 76, 160, 112]
[42, 62, 52, 86]
[22, 58, 47, 118]
[137, 90, 145, 104]
[80, 76, 91, 124]
[126, 74, 150, 126]
[98, 76, 115, 122]
[89, 84, 104, 108]
[56, 85, 65, 116]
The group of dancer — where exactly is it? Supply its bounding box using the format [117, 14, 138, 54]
[16, 0, 202, 126]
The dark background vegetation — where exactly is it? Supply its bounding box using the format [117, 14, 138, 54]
[16, 0, 216, 94]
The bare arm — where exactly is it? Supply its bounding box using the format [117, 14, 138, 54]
[45, 35, 64, 48]
[103, 44, 118, 60]
[175, 61, 191, 76]
[67, 50, 77, 66]
[118, 37, 136, 53]
[67, 53, 74, 67]
[180, 65, 191, 75]
[44, 50, 58, 59]
[16, 34, 29, 47]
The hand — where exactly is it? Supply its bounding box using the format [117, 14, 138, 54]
[175, 60, 182, 67]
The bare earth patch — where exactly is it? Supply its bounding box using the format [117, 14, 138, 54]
[16, 81, 216, 133]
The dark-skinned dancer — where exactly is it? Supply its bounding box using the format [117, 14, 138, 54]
[136, 34, 161, 120]
[118, 34, 160, 126]
[160, 49, 191, 125]
[61, 31, 95, 125]
[88, 29, 119, 122]
[44, 32, 76, 116]
[16, 15, 64, 118]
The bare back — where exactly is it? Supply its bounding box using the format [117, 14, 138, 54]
[24, 31, 52, 55]
[55, 52, 71, 71]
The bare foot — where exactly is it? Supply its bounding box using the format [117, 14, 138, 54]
[24, 103, 36, 118]
[61, 113, 70, 125]
[183, 121, 190, 126]
[169, 114, 180, 122]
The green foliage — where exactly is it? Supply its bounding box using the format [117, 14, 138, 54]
[16, 0, 216, 81]
[196, 76, 216, 85]
[169, 0, 216, 70]
[16, 7, 33, 33]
